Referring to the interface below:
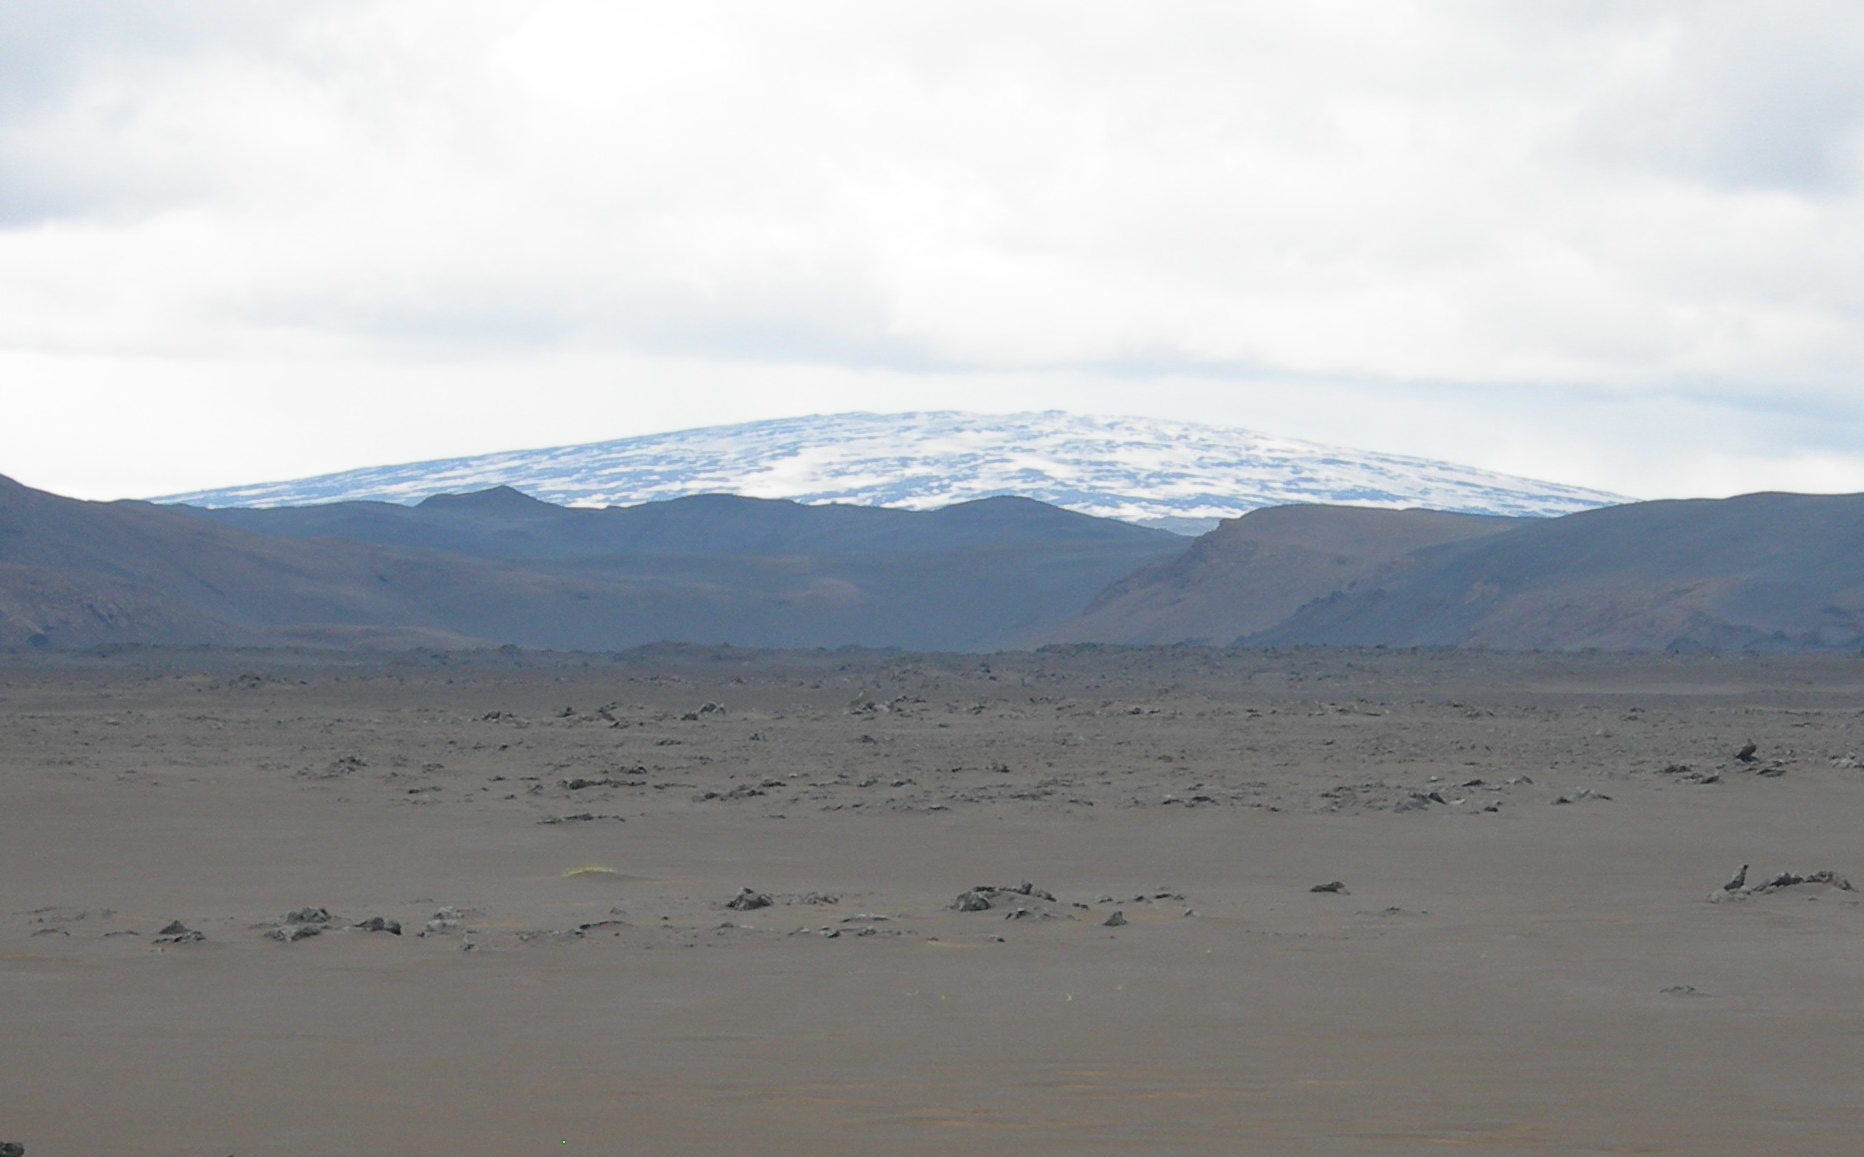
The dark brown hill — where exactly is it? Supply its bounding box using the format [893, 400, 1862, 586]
[1244, 491, 1864, 651]
[180, 490, 1172, 560]
[1042, 505, 1519, 645]
[0, 476, 1182, 651]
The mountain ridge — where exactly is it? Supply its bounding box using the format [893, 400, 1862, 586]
[154, 411, 1630, 532]
[0, 475, 1181, 651]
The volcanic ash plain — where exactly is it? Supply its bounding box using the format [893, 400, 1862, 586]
[3, 645, 1862, 1155]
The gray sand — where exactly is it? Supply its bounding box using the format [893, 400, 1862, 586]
[3, 647, 1862, 1154]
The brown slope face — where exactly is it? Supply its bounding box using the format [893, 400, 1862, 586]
[0, 474, 583, 647]
[1040, 504, 1521, 645]
[0, 476, 1182, 651]
[0, 561, 251, 648]
[1249, 491, 1864, 652]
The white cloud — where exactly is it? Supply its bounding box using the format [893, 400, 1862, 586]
[2, 1, 1862, 502]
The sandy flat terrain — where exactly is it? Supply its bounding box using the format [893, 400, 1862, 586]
[4, 646, 1863, 1155]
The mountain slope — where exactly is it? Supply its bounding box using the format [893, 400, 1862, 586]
[156, 411, 1629, 531]
[1043, 505, 1521, 645]
[0, 476, 1182, 651]
[1243, 492, 1864, 651]
[180, 488, 1171, 560]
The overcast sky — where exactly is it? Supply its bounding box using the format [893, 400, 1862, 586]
[4, 1, 1863, 502]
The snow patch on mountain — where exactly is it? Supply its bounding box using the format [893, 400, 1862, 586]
[156, 411, 1630, 531]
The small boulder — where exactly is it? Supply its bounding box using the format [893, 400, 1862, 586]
[726, 888, 773, 911]
[354, 917, 402, 935]
[1102, 911, 1127, 927]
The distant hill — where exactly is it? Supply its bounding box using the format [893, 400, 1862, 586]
[154, 411, 1630, 533]
[1042, 505, 1520, 645]
[1048, 491, 1864, 652]
[1246, 492, 1864, 652]
[0, 475, 1181, 651]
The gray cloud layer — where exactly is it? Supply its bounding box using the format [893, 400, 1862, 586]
[3, 1, 1861, 500]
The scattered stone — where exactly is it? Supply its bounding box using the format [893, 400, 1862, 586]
[1103, 911, 1127, 927]
[1752, 869, 1853, 893]
[266, 924, 321, 943]
[285, 906, 331, 925]
[798, 891, 840, 905]
[1661, 985, 1703, 996]
[1734, 743, 1758, 763]
[952, 890, 993, 912]
[726, 888, 773, 911]
[0, 1141, 24, 1156]
[516, 928, 585, 944]
[1310, 881, 1347, 894]
[157, 920, 192, 936]
[353, 917, 402, 935]
[539, 813, 625, 824]
[1723, 865, 1748, 892]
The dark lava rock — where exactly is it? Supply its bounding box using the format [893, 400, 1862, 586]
[1102, 911, 1127, 927]
[0, 1141, 24, 1156]
[354, 917, 402, 935]
[1310, 881, 1347, 894]
[726, 888, 773, 911]
[153, 919, 205, 944]
[1754, 869, 1854, 893]
[956, 882, 1071, 919]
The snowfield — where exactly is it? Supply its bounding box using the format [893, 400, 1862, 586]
[157, 411, 1629, 531]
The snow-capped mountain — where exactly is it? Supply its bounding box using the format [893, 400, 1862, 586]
[156, 411, 1629, 532]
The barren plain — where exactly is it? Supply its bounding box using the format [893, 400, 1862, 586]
[4, 645, 1863, 1155]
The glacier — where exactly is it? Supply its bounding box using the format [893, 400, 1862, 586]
[154, 411, 1631, 532]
